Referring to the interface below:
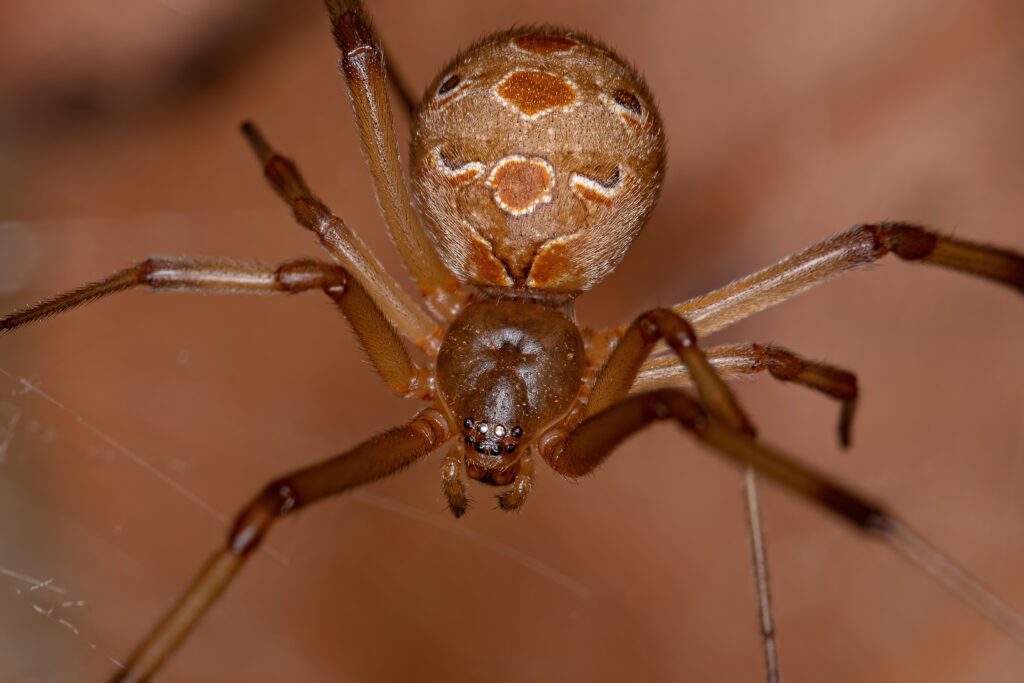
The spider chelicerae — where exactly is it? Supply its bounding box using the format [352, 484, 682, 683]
[2, 1, 1024, 683]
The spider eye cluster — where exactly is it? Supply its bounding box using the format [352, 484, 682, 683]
[462, 417, 522, 455]
[411, 27, 665, 296]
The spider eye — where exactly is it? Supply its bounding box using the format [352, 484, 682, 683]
[612, 89, 642, 115]
[438, 74, 460, 96]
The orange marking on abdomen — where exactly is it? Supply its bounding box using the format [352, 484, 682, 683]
[495, 70, 577, 117]
[570, 170, 627, 206]
[429, 147, 484, 187]
[572, 183, 615, 206]
[527, 237, 578, 290]
[441, 168, 480, 186]
[466, 231, 513, 286]
[488, 156, 555, 215]
[512, 34, 579, 55]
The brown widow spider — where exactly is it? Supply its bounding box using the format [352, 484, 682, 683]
[2, 0, 1024, 679]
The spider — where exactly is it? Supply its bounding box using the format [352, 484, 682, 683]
[2, 1, 1024, 683]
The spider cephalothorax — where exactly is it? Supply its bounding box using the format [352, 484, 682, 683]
[436, 298, 584, 485]
[411, 27, 666, 294]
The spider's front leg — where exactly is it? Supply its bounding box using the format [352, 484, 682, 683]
[112, 407, 451, 683]
[323, 0, 466, 319]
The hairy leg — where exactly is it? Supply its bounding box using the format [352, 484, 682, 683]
[497, 451, 535, 512]
[544, 389, 1024, 647]
[668, 223, 1023, 338]
[242, 122, 443, 350]
[634, 343, 858, 446]
[0, 258, 428, 398]
[112, 408, 450, 683]
[575, 308, 782, 682]
[324, 0, 465, 319]
[440, 443, 469, 517]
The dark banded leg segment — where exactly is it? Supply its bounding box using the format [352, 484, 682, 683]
[674, 222, 1024, 339]
[111, 408, 450, 683]
[543, 389, 1024, 648]
[241, 122, 443, 350]
[323, 0, 465, 319]
[580, 309, 780, 682]
[1, 258, 426, 398]
[634, 343, 859, 446]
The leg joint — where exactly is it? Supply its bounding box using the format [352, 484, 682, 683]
[639, 309, 698, 347]
[264, 154, 308, 200]
[866, 222, 937, 261]
[643, 389, 707, 429]
[762, 347, 803, 382]
[227, 481, 298, 556]
[330, 5, 376, 57]
[410, 407, 451, 450]
[292, 197, 331, 228]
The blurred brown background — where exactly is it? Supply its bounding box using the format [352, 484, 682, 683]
[1, 1, 1022, 681]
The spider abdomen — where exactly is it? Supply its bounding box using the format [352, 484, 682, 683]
[411, 27, 666, 295]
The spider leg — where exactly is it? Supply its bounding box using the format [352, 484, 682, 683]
[634, 343, 858, 446]
[670, 222, 1024, 337]
[542, 388, 1024, 647]
[379, 37, 417, 119]
[110, 407, 450, 683]
[0, 258, 428, 398]
[241, 122, 443, 350]
[323, 0, 466, 320]
[497, 451, 536, 512]
[742, 466, 779, 683]
[632, 341, 855, 681]
[579, 309, 781, 682]
[441, 443, 469, 517]
[586, 310, 752, 430]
